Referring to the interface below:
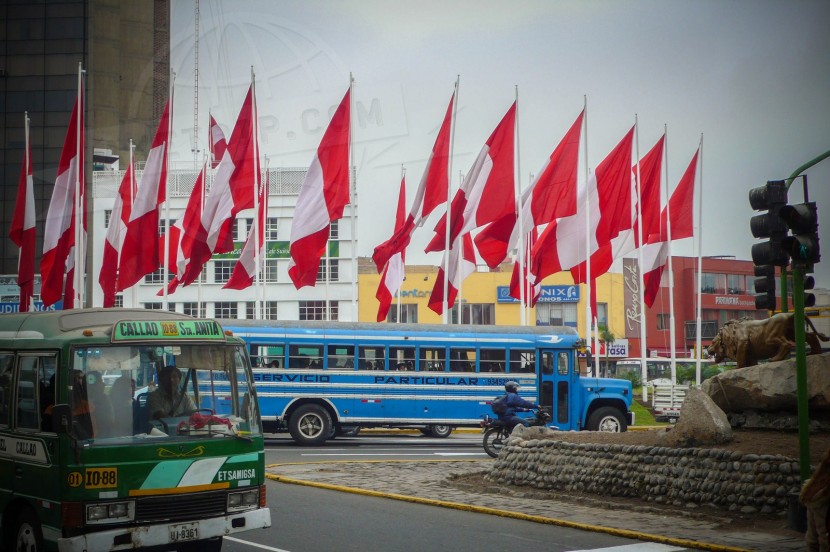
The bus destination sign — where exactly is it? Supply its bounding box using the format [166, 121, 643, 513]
[112, 320, 225, 342]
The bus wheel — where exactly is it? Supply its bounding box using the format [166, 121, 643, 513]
[429, 425, 453, 438]
[9, 508, 43, 552]
[587, 407, 627, 432]
[289, 404, 332, 445]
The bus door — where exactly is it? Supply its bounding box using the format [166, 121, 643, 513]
[10, 354, 59, 500]
[539, 350, 573, 430]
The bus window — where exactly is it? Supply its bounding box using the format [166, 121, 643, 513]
[509, 349, 535, 373]
[419, 347, 445, 371]
[479, 349, 505, 373]
[359, 346, 385, 370]
[0, 352, 12, 426]
[449, 348, 475, 372]
[557, 381, 569, 424]
[389, 346, 415, 371]
[288, 344, 323, 369]
[17, 357, 40, 430]
[558, 352, 569, 375]
[253, 344, 284, 368]
[328, 345, 355, 369]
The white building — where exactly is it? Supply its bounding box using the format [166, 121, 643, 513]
[90, 165, 359, 321]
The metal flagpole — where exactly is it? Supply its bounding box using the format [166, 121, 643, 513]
[581, 96, 592, 374]
[695, 134, 704, 384]
[514, 86, 525, 326]
[163, 72, 175, 312]
[634, 116, 648, 388]
[349, 74, 357, 321]
[74, 62, 85, 308]
[128, 140, 137, 308]
[251, 68, 262, 320]
[442, 77, 460, 324]
[664, 125, 678, 385]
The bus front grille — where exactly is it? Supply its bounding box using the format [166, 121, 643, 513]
[135, 490, 227, 523]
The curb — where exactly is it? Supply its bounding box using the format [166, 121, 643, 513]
[265, 460, 749, 552]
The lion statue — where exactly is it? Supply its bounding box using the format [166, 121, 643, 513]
[707, 313, 828, 368]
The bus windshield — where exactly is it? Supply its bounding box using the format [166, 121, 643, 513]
[68, 343, 260, 443]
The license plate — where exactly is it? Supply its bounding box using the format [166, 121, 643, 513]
[169, 522, 199, 543]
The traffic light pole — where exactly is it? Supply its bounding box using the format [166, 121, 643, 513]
[792, 265, 810, 481]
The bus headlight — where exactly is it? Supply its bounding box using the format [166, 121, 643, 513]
[86, 501, 134, 524]
[227, 489, 259, 512]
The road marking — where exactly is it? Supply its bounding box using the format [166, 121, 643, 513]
[300, 453, 472, 457]
[566, 544, 685, 552]
[225, 536, 292, 551]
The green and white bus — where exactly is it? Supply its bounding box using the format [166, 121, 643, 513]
[0, 309, 271, 551]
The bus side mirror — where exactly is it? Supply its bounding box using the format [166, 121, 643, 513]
[51, 404, 72, 434]
[585, 348, 594, 368]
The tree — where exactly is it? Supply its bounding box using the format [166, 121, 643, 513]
[598, 324, 616, 378]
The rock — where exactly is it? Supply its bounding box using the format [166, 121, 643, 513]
[659, 387, 732, 446]
[702, 353, 830, 412]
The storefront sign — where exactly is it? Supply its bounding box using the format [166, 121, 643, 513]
[497, 285, 580, 303]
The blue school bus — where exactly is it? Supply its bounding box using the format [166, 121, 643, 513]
[221, 320, 634, 445]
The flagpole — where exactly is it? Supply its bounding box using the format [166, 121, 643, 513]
[695, 133, 704, 384]
[397, 165, 406, 323]
[349, 74, 357, 322]
[633, 115, 649, 387]
[163, 72, 175, 313]
[22, 111, 31, 311]
[664, 125, 678, 384]
[128, 139, 137, 308]
[512, 86, 527, 326]
[74, 62, 84, 309]
[442, 77, 460, 324]
[251, 68, 262, 320]
[581, 96, 592, 374]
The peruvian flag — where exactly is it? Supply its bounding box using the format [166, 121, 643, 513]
[641, 149, 698, 307]
[117, 99, 171, 291]
[288, 88, 350, 289]
[509, 227, 541, 306]
[224, 163, 268, 290]
[428, 232, 476, 315]
[10, 114, 36, 312]
[99, 151, 136, 307]
[158, 162, 208, 295]
[209, 113, 227, 168]
[632, 135, 665, 248]
[528, 127, 634, 286]
[372, 92, 453, 272]
[424, 102, 516, 269]
[376, 176, 407, 322]
[41, 81, 84, 308]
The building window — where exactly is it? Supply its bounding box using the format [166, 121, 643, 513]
[316, 259, 339, 283]
[264, 301, 278, 320]
[244, 302, 256, 319]
[387, 304, 418, 323]
[114, 295, 123, 308]
[182, 302, 205, 318]
[657, 313, 670, 330]
[104, 209, 112, 228]
[330, 220, 339, 240]
[144, 268, 172, 284]
[215, 302, 237, 319]
[144, 302, 163, 310]
[158, 218, 168, 236]
[266, 217, 278, 241]
[728, 274, 745, 295]
[264, 259, 278, 283]
[536, 303, 578, 327]
[700, 272, 727, 294]
[214, 260, 235, 283]
[596, 303, 608, 328]
[450, 303, 495, 325]
[300, 301, 338, 321]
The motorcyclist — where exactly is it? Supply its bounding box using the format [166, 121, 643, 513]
[498, 380, 539, 431]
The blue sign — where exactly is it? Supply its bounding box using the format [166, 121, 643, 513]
[0, 302, 62, 314]
[497, 285, 580, 304]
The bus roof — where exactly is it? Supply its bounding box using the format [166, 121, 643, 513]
[0, 308, 195, 341]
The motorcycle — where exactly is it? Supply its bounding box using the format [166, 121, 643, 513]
[481, 406, 553, 458]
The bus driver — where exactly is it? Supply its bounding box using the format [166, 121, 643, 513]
[148, 365, 196, 420]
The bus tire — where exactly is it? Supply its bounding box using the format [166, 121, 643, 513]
[587, 407, 627, 432]
[429, 425, 453, 438]
[8, 508, 44, 552]
[289, 404, 332, 445]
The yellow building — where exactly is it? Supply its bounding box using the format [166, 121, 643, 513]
[357, 258, 626, 345]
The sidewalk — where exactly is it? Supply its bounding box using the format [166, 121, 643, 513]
[266, 459, 805, 552]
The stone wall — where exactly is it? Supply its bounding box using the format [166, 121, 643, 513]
[485, 438, 801, 515]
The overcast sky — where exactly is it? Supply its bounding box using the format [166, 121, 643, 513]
[169, 0, 830, 287]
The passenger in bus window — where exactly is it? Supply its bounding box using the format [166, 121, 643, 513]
[396, 362, 407, 371]
[110, 375, 136, 436]
[267, 359, 280, 368]
[87, 371, 113, 435]
[148, 366, 196, 419]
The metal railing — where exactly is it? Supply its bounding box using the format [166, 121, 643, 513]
[684, 320, 719, 341]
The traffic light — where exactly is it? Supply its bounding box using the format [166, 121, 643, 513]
[753, 265, 776, 310]
[748, 180, 790, 267]
[780, 202, 821, 269]
[803, 274, 816, 308]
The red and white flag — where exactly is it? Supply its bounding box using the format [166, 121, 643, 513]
[529, 127, 635, 286]
[641, 149, 698, 307]
[99, 150, 136, 307]
[10, 114, 36, 312]
[372, 92, 454, 272]
[159, 162, 208, 295]
[428, 232, 476, 315]
[225, 163, 268, 290]
[288, 88, 351, 289]
[209, 114, 227, 168]
[182, 85, 260, 284]
[41, 80, 85, 308]
[425, 102, 516, 269]
[376, 176, 408, 322]
[509, 227, 541, 306]
[117, 99, 171, 291]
